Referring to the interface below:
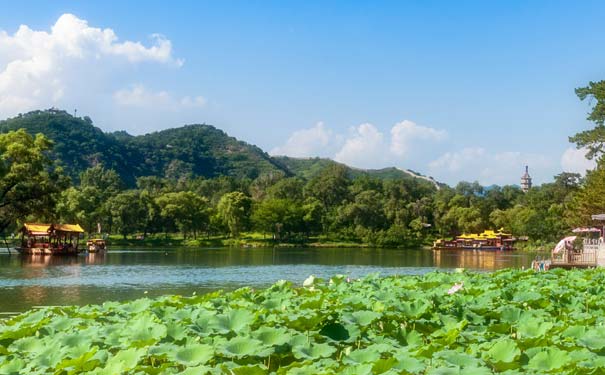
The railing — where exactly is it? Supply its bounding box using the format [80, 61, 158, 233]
[584, 238, 602, 246]
[551, 250, 597, 265]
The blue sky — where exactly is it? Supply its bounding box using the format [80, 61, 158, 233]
[0, 1, 603, 185]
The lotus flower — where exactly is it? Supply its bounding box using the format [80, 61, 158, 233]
[448, 282, 464, 295]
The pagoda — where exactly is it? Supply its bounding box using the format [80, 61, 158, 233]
[521, 165, 532, 193]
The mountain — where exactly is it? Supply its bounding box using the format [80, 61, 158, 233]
[0, 109, 440, 187]
[274, 156, 442, 189]
[0, 109, 289, 186]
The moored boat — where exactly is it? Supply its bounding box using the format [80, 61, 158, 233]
[86, 239, 107, 253]
[433, 229, 518, 251]
[17, 223, 85, 255]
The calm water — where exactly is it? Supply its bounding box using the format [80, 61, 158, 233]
[0, 247, 541, 313]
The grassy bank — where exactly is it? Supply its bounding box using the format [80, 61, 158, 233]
[1, 268, 604, 374]
[104, 232, 424, 249]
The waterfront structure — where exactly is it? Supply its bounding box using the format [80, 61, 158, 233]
[433, 229, 518, 251]
[18, 223, 85, 255]
[521, 165, 532, 193]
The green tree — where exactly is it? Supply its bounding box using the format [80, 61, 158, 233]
[252, 199, 304, 240]
[567, 166, 605, 227]
[0, 129, 67, 234]
[304, 165, 350, 210]
[217, 192, 252, 237]
[107, 191, 145, 239]
[569, 81, 605, 160]
[156, 191, 209, 239]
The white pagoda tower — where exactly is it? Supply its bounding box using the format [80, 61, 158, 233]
[521, 165, 532, 193]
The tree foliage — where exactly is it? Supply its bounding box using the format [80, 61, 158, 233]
[0, 129, 67, 233]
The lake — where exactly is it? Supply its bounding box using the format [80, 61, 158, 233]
[0, 247, 542, 313]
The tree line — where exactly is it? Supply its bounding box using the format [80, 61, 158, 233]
[2, 80, 605, 247]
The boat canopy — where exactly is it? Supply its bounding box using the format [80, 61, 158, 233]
[22, 223, 84, 235]
[592, 214, 605, 221]
[572, 227, 602, 233]
[51, 224, 84, 233]
[457, 229, 512, 240]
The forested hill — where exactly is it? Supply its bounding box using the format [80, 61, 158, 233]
[0, 110, 289, 186]
[274, 156, 442, 186]
[0, 109, 436, 186]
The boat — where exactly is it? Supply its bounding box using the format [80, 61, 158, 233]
[433, 229, 518, 251]
[86, 238, 107, 253]
[543, 214, 605, 269]
[17, 223, 85, 255]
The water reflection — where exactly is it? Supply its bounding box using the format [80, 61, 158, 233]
[0, 247, 542, 312]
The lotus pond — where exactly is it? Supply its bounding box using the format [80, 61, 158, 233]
[3, 268, 605, 374]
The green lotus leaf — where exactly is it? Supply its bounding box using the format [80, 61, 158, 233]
[54, 349, 99, 373]
[372, 357, 398, 374]
[47, 316, 76, 332]
[10, 336, 46, 356]
[527, 348, 570, 372]
[292, 342, 336, 360]
[427, 368, 460, 375]
[252, 326, 291, 346]
[562, 325, 586, 339]
[229, 364, 269, 375]
[486, 339, 520, 364]
[343, 348, 381, 364]
[289, 334, 309, 348]
[100, 347, 145, 374]
[123, 314, 167, 346]
[579, 326, 605, 350]
[173, 343, 214, 366]
[59, 332, 92, 348]
[149, 343, 179, 357]
[121, 298, 152, 313]
[0, 358, 25, 375]
[343, 310, 380, 327]
[435, 350, 480, 368]
[176, 365, 213, 375]
[220, 337, 263, 358]
[512, 291, 542, 303]
[499, 306, 521, 324]
[339, 363, 373, 375]
[32, 346, 65, 369]
[166, 321, 188, 341]
[517, 319, 553, 339]
[212, 309, 256, 333]
[399, 301, 429, 319]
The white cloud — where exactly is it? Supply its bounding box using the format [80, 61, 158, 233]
[0, 13, 198, 132]
[390, 120, 446, 157]
[429, 147, 486, 173]
[428, 147, 554, 185]
[272, 120, 446, 170]
[113, 84, 206, 110]
[334, 123, 386, 168]
[561, 147, 597, 175]
[270, 122, 337, 157]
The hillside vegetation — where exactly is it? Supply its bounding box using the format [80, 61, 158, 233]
[1, 78, 605, 248]
[0, 110, 289, 186]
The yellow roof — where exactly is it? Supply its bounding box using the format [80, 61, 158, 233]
[53, 224, 85, 233]
[23, 223, 51, 234]
[22, 223, 84, 234]
[456, 229, 511, 240]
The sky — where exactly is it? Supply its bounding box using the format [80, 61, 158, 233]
[0, 1, 603, 186]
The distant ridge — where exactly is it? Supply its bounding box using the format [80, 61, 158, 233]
[0, 109, 440, 187]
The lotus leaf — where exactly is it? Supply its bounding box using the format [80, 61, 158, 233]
[212, 309, 256, 333]
[172, 343, 214, 366]
[527, 347, 570, 372]
[220, 337, 264, 358]
[292, 342, 336, 360]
